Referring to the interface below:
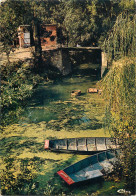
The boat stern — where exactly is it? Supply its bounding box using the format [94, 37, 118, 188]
[57, 170, 75, 185]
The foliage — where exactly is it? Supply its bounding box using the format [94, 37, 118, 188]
[1, 61, 44, 127]
[0, 1, 135, 195]
[0, 0, 32, 61]
[101, 57, 136, 193]
[119, 0, 136, 10]
[63, 0, 120, 46]
[101, 5, 135, 192]
[0, 1, 17, 61]
[0, 0, 135, 49]
[63, 1, 89, 46]
[103, 11, 136, 61]
[0, 0, 124, 50]
[1, 158, 38, 195]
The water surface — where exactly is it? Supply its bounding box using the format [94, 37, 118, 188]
[22, 63, 100, 124]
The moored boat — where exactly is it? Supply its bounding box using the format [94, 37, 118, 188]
[87, 88, 98, 93]
[57, 150, 119, 185]
[87, 88, 102, 94]
[44, 137, 119, 153]
[71, 90, 81, 97]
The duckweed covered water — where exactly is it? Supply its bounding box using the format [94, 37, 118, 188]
[0, 63, 123, 195]
[21, 63, 100, 125]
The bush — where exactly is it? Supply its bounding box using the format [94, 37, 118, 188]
[1, 158, 38, 195]
[1, 61, 44, 126]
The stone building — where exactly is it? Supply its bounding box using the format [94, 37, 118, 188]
[17, 25, 31, 47]
[40, 24, 57, 49]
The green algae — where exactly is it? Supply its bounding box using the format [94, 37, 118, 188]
[1, 62, 117, 195]
[0, 93, 110, 195]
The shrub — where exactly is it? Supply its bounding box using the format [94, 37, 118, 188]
[1, 61, 44, 126]
[1, 158, 38, 195]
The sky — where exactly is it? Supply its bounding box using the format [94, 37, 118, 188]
[0, 0, 6, 3]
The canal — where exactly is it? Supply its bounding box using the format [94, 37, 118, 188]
[1, 62, 123, 195]
[21, 62, 101, 124]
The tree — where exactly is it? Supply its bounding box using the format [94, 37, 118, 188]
[0, 1, 18, 62]
[101, 57, 136, 193]
[0, 0, 33, 62]
[100, 2, 136, 192]
[103, 12, 136, 61]
[0, 0, 124, 51]
[62, 0, 121, 46]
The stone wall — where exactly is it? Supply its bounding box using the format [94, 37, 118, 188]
[42, 48, 107, 77]
[61, 49, 72, 75]
[42, 48, 72, 75]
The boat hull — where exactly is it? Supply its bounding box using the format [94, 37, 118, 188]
[44, 137, 119, 153]
[57, 150, 119, 185]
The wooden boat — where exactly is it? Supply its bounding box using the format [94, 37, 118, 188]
[44, 137, 119, 153]
[57, 150, 119, 185]
[71, 90, 81, 97]
[87, 88, 98, 93]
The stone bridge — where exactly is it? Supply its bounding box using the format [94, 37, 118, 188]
[42, 47, 107, 77]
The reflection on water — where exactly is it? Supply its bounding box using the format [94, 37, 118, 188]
[21, 63, 100, 124]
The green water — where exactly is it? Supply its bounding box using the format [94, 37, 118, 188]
[22, 63, 100, 124]
[1, 63, 124, 195]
